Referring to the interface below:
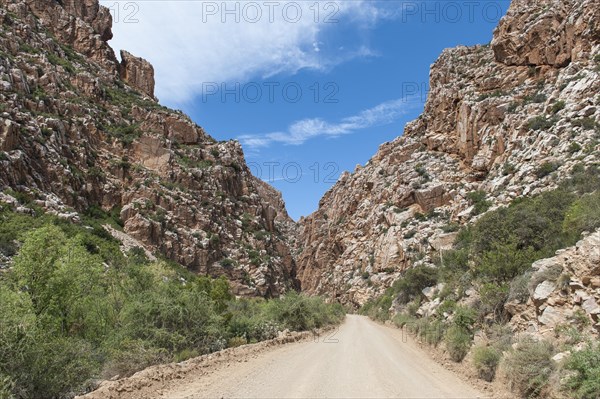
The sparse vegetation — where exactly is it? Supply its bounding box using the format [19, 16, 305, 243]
[472, 345, 501, 381]
[527, 115, 557, 131]
[467, 190, 491, 215]
[220, 258, 235, 268]
[502, 162, 517, 176]
[535, 161, 559, 178]
[523, 92, 547, 104]
[550, 100, 566, 114]
[444, 325, 472, 362]
[572, 117, 598, 130]
[47, 53, 75, 73]
[564, 343, 600, 399]
[504, 338, 555, 398]
[568, 142, 582, 153]
[106, 123, 142, 146]
[414, 163, 430, 180]
[442, 222, 460, 233]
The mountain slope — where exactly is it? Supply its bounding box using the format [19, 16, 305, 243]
[0, 0, 298, 296]
[297, 0, 600, 306]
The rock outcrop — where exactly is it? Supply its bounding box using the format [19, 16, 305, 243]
[119, 50, 155, 99]
[297, 0, 600, 306]
[508, 230, 600, 335]
[492, 0, 600, 67]
[0, 0, 298, 296]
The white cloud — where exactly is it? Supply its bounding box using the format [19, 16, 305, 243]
[100, 1, 387, 105]
[238, 97, 417, 149]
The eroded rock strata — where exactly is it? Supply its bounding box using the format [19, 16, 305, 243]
[297, 0, 600, 306]
[0, 0, 298, 296]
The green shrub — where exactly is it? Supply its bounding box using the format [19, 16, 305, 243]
[0, 206, 344, 397]
[47, 53, 75, 73]
[444, 325, 472, 362]
[359, 293, 393, 321]
[502, 162, 517, 176]
[523, 92, 547, 104]
[550, 100, 566, 114]
[173, 348, 200, 363]
[535, 162, 559, 178]
[572, 117, 597, 130]
[253, 230, 269, 240]
[101, 340, 169, 378]
[472, 345, 501, 381]
[504, 338, 554, 398]
[527, 116, 557, 131]
[442, 223, 460, 233]
[485, 323, 513, 352]
[262, 292, 345, 331]
[451, 305, 477, 332]
[564, 343, 600, 399]
[107, 124, 142, 146]
[392, 264, 438, 304]
[563, 191, 600, 241]
[220, 258, 235, 268]
[414, 164, 429, 179]
[476, 243, 536, 282]
[0, 374, 14, 399]
[467, 190, 491, 215]
[0, 281, 101, 397]
[227, 337, 247, 348]
[478, 283, 509, 320]
[417, 318, 445, 347]
[563, 164, 600, 195]
[508, 271, 533, 303]
[568, 142, 582, 153]
[392, 314, 416, 328]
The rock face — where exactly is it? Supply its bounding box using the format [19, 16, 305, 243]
[509, 230, 600, 335]
[0, 0, 298, 296]
[492, 0, 600, 67]
[22, 0, 117, 71]
[297, 0, 600, 306]
[119, 50, 155, 99]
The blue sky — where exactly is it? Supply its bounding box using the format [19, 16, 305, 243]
[102, 1, 510, 220]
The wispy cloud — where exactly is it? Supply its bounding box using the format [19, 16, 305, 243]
[101, 1, 389, 105]
[238, 97, 417, 149]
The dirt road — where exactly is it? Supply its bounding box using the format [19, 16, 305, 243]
[161, 315, 485, 398]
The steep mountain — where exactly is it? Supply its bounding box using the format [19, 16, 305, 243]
[0, 0, 298, 296]
[297, 0, 600, 306]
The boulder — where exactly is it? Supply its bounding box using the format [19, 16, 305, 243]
[539, 306, 569, 327]
[533, 281, 556, 302]
[582, 298, 600, 315]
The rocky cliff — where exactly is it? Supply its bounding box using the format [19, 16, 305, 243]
[0, 0, 298, 296]
[297, 0, 600, 306]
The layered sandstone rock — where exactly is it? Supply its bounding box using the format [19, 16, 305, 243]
[298, 0, 600, 306]
[119, 50, 155, 99]
[0, 0, 298, 296]
[492, 0, 600, 67]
